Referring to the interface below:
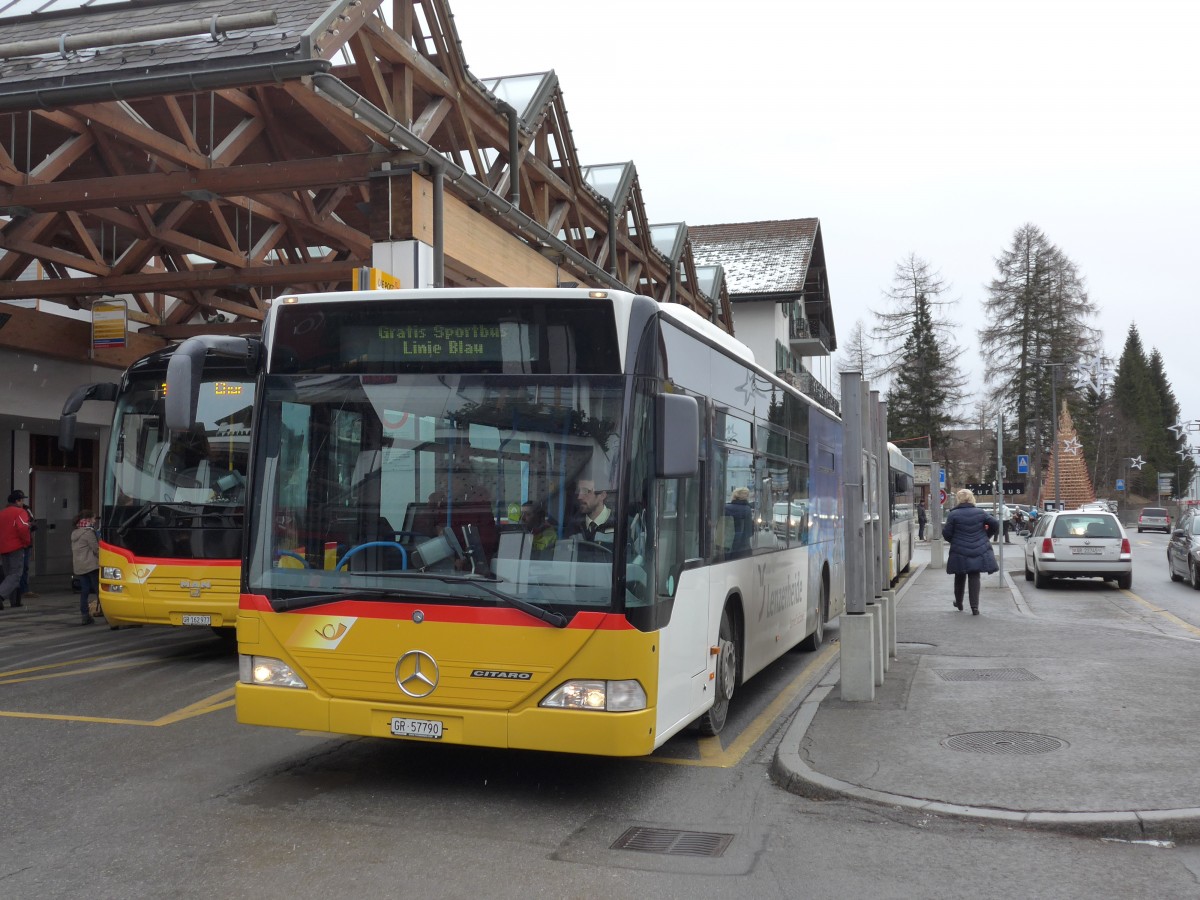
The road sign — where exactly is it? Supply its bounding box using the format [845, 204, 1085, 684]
[939, 488, 947, 504]
[1017, 454, 1029, 474]
[1116, 478, 1125, 492]
[939, 468, 945, 486]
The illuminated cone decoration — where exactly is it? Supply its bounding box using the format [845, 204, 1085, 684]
[1040, 402, 1096, 508]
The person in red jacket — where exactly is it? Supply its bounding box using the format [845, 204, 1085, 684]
[0, 490, 33, 610]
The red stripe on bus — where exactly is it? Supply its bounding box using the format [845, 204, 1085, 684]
[100, 541, 239, 567]
[238, 593, 633, 630]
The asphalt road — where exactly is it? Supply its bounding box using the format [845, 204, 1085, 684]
[3, 557, 1199, 899]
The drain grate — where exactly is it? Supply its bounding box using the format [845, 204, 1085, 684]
[942, 731, 1065, 754]
[610, 827, 734, 858]
[935, 667, 1039, 682]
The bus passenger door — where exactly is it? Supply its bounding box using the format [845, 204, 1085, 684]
[652, 474, 709, 734]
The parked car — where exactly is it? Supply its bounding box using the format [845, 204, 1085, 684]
[1166, 511, 1200, 589]
[1078, 501, 1110, 512]
[1024, 509, 1132, 589]
[1137, 507, 1171, 534]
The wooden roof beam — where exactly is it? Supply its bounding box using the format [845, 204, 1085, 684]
[0, 260, 356, 301]
[0, 154, 393, 212]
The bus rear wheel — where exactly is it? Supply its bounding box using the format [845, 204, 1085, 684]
[697, 608, 738, 736]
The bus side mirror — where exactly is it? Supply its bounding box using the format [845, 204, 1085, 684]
[165, 336, 262, 431]
[655, 393, 698, 478]
[58, 382, 118, 451]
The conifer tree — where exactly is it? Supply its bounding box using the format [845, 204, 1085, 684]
[872, 254, 966, 380]
[979, 223, 1099, 499]
[886, 293, 958, 454]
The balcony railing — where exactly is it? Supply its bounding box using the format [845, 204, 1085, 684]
[788, 309, 831, 355]
[780, 366, 840, 415]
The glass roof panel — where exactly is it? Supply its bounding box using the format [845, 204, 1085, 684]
[650, 223, 685, 260]
[696, 265, 719, 297]
[482, 73, 547, 120]
[0, 0, 128, 18]
[583, 164, 626, 202]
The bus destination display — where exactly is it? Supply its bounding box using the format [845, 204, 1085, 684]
[346, 323, 510, 363]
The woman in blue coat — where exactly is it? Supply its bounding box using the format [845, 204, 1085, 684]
[942, 488, 999, 614]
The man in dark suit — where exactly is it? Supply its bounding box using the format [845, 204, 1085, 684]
[568, 478, 615, 544]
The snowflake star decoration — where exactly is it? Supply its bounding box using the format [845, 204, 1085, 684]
[1129, 455, 1146, 469]
[1061, 436, 1082, 456]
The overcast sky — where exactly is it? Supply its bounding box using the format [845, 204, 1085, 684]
[450, 0, 1199, 435]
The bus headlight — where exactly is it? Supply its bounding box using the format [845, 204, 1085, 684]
[540, 679, 646, 711]
[239, 655, 307, 688]
[101, 567, 123, 592]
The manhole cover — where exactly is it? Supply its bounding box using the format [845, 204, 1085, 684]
[942, 731, 1066, 754]
[610, 827, 734, 858]
[934, 668, 1039, 682]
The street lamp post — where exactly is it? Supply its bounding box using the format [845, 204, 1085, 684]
[1050, 367, 1060, 508]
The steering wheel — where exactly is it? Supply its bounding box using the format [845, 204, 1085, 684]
[575, 539, 613, 561]
[335, 541, 409, 571]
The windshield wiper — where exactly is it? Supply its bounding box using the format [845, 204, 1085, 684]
[418, 573, 569, 628]
[271, 576, 569, 627]
[115, 501, 159, 537]
[273, 586, 451, 613]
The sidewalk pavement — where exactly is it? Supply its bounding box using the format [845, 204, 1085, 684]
[772, 540, 1200, 841]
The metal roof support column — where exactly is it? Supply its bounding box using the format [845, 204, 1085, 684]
[607, 204, 618, 278]
[499, 102, 520, 208]
[432, 166, 445, 288]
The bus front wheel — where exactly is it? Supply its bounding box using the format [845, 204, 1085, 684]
[797, 579, 828, 652]
[697, 608, 738, 736]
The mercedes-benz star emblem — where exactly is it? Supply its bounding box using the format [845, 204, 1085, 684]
[395, 650, 439, 698]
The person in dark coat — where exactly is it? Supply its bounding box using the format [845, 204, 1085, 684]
[942, 488, 999, 615]
[917, 500, 927, 541]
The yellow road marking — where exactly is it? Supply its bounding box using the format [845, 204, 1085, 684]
[0, 646, 175, 679]
[1122, 591, 1200, 638]
[0, 685, 235, 727]
[646, 640, 840, 768]
[0, 657, 164, 685]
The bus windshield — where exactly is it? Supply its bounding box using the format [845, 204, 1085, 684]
[103, 372, 254, 560]
[247, 373, 640, 613]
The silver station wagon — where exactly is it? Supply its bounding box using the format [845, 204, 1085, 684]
[1024, 510, 1132, 589]
[1137, 507, 1171, 534]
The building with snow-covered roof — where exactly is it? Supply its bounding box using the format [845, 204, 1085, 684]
[690, 219, 837, 412]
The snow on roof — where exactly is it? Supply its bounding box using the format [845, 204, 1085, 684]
[689, 218, 818, 295]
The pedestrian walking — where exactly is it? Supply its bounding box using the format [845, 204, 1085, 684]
[917, 499, 927, 541]
[941, 488, 999, 615]
[71, 510, 100, 626]
[0, 490, 33, 610]
[17, 494, 37, 599]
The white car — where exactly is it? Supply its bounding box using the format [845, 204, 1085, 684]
[1024, 510, 1132, 589]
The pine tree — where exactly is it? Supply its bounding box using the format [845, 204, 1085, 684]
[979, 224, 1099, 502]
[1111, 324, 1157, 496]
[886, 293, 958, 454]
[1147, 349, 1193, 499]
[872, 254, 966, 380]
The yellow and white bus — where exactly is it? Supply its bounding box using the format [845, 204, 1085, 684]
[60, 347, 253, 633]
[887, 442, 916, 583]
[165, 288, 845, 755]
